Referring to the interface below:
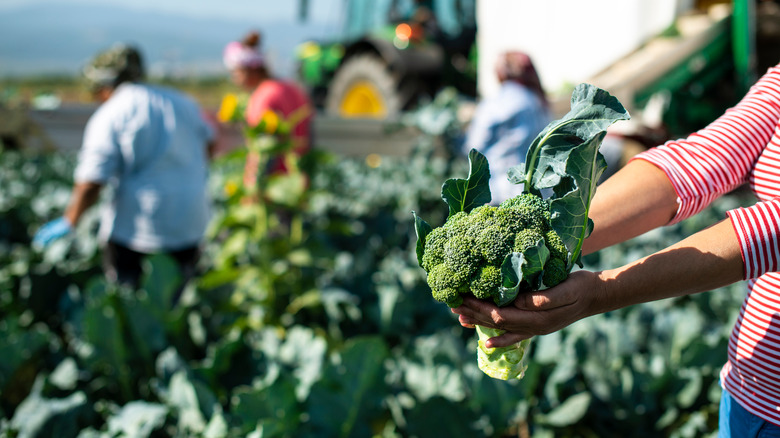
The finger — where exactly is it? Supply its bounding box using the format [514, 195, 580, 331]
[455, 313, 476, 328]
[485, 331, 529, 349]
[451, 298, 501, 327]
[458, 295, 501, 314]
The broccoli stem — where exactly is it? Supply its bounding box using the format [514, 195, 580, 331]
[475, 325, 531, 380]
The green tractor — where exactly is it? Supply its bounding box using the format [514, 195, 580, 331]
[296, 0, 477, 119]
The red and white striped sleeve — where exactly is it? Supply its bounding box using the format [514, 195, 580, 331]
[632, 66, 780, 224]
[727, 199, 780, 279]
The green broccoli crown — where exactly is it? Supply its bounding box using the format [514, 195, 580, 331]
[422, 192, 570, 309]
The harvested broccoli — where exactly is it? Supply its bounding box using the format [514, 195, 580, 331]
[420, 192, 571, 381]
[414, 84, 629, 381]
[422, 192, 569, 309]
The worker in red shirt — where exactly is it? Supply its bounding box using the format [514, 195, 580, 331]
[223, 30, 313, 189]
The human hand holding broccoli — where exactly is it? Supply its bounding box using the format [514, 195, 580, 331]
[413, 83, 629, 380]
[453, 269, 602, 347]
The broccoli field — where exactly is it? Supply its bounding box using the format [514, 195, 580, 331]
[0, 93, 755, 437]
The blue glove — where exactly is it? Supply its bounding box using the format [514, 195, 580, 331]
[33, 217, 73, 247]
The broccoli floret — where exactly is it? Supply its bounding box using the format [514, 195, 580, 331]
[421, 226, 449, 272]
[426, 263, 466, 307]
[513, 228, 545, 253]
[468, 205, 497, 224]
[470, 265, 503, 302]
[542, 257, 567, 288]
[545, 229, 568, 261]
[443, 210, 472, 235]
[443, 232, 480, 279]
[476, 224, 514, 265]
[500, 193, 551, 232]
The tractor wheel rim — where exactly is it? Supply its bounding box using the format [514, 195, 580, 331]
[339, 81, 387, 118]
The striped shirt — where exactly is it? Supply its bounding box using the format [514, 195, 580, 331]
[635, 65, 780, 426]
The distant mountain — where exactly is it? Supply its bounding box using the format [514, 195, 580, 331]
[0, 3, 340, 78]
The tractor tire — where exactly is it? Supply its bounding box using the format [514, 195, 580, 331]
[324, 53, 415, 119]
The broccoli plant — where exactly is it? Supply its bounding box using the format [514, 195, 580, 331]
[413, 83, 629, 380]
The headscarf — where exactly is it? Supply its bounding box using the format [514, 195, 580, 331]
[83, 44, 144, 91]
[495, 51, 547, 107]
[223, 31, 265, 70]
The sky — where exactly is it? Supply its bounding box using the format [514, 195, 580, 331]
[0, 0, 342, 24]
[0, 0, 344, 78]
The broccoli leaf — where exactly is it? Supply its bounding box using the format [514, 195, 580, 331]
[412, 211, 432, 269]
[550, 131, 607, 267]
[511, 83, 628, 267]
[518, 83, 629, 196]
[496, 242, 549, 307]
[506, 163, 525, 186]
[441, 148, 491, 216]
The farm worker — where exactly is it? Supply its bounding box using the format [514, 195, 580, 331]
[222, 30, 313, 190]
[462, 51, 551, 204]
[452, 64, 780, 437]
[33, 44, 215, 290]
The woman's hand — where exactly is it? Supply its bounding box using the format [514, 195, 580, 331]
[451, 270, 604, 348]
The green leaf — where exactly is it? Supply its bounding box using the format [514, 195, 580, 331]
[308, 336, 389, 438]
[140, 253, 181, 310]
[549, 131, 608, 267]
[406, 396, 478, 437]
[107, 401, 168, 437]
[164, 371, 215, 432]
[513, 83, 629, 267]
[676, 371, 703, 409]
[231, 376, 301, 434]
[539, 392, 592, 427]
[506, 163, 526, 186]
[412, 211, 432, 268]
[496, 242, 549, 307]
[522, 83, 629, 195]
[198, 266, 243, 290]
[441, 148, 491, 215]
[0, 316, 50, 390]
[266, 172, 307, 207]
[10, 378, 91, 437]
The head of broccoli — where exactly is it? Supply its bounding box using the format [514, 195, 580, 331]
[422, 193, 570, 308]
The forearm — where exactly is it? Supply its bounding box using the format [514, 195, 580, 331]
[589, 218, 744, 315]
[454, 216, 746, 347]
[64, 182, 102, 226]
[583, 159, 679, 254]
